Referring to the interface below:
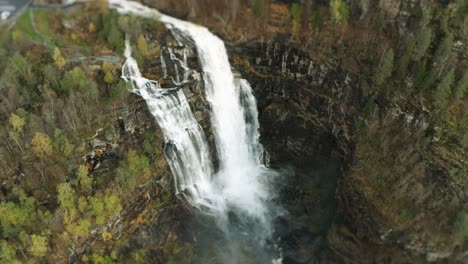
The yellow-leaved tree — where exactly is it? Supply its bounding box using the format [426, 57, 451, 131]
[330, 0, 349, 23]
[9, 113, 25, 133]
[29, 235, 48, 257]
[53, 47, 66, 69]
[31, 132, 53, 157]
[76, 165, 93, 192]
[102, 62, 116, 84]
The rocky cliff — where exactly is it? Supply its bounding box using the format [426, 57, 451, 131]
[229, 39, 466, 263]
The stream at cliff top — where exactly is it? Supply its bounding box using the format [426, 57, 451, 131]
[112, 0, 282, 262]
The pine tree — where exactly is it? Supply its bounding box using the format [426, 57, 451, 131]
[107, 23, 123, 52]
[398, 35, 416, 78]
[414, 59, 428, 91]
[412, 28, 432, 61]
[433, 69, 455, 119]
[373, 48, 394, 86]
[309, 10, 322, 32]
[454, 71, 467, 101]
[434, 33, 453, 64]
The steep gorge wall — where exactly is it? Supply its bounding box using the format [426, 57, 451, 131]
[228, 40, 466, 263]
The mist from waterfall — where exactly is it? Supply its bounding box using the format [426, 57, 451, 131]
[113, 0, 281, 261]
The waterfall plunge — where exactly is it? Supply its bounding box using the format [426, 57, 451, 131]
[113, 0, 278, 257]
[160, 14, 271, 223]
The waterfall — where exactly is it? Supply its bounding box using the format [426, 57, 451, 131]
[121, 42, 221, 212]
[112, 0, 278, 260]
[159, 14, 272, 224]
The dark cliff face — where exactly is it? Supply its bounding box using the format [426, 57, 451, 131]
[228, 39, 466, 263]
[229, 41, 353, 263]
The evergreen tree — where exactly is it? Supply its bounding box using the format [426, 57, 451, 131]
[309, 10, 322, 32]
[434, 33, 453, 64]
[107, 23, 123, 52]
[454, 71, 467, 101]
[414, 59, 428, 91]
[412, 28, 432, 61]
[373, 49, 394, 86]
[433, 69, 455, 119]
[398, 35, 416, 78]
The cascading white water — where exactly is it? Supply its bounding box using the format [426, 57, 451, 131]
[112, 0, 277, 251]
[158, 15, 271, 224]
[121, 41, 222, 212]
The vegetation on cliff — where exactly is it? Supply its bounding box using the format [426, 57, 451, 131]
[0, 2, 179, 263]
